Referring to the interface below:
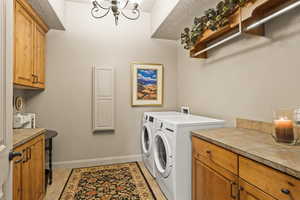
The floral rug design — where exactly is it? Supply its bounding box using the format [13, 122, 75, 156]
[59, 162, 155, 200]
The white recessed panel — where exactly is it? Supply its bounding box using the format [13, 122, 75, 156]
[95, 69, 113, 98]
[95, 100, 113, 127]
[93, 67, 114, 131]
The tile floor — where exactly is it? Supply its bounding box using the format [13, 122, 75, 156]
[44, 162, 166, 200]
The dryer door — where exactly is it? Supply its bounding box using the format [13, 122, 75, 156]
[154, 131, 173, 178]
[141, 123, 152, 156]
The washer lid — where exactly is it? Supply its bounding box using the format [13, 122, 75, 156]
[154, 132, 173, 178]
[141, 123, 152, 156]
[161, 115, 225, 127]
[145, 112, 183, 117]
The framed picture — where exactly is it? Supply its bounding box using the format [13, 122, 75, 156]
[131, 63, 163, 107]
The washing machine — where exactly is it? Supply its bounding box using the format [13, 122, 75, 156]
[153, 115, 225, 200]
[141, 112, 184, 178]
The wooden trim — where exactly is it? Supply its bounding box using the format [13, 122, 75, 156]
[15, 0, 48, 33]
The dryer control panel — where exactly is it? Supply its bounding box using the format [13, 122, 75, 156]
[156, 119, 176, 133]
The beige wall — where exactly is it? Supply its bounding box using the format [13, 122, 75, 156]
[177, 9, 300, 126]
[26, 1, 178, 163]
[177, 8, 300, 127]
[24, 2, 300, 164]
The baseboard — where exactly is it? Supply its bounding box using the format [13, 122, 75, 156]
[52, 154, 142, 168]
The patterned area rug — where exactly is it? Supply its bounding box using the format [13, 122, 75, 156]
[59, 162, 155, 200]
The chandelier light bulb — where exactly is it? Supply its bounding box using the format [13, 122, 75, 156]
[129, 0, 142, 5]
[116, 0, 127, 9]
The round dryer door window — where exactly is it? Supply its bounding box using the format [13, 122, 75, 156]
[154, 132, 172, 178]
[142, 124, 152, 156]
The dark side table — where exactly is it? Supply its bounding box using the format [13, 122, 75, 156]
[45, 130, 58, 186]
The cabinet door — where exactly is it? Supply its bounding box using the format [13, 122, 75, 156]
[193, 158, 238, 200]
[239, 179, 277, 200]
[33, 24, 46, 89]
[14, 2, 34, 87]
[13, 146, 24, 200]
[30, 136, 45, 200]
[14, 135, 45, 200]
[21, 147, 34, 200]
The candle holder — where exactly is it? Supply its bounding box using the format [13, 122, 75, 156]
[273, 109, 299, 145]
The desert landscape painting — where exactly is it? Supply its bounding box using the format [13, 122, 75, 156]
[137, 69, 158, 100]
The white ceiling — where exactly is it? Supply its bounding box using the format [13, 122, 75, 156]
[66, 0, 156, 12]
[140, 0, 155, 12]
[152, 0, 220, 40]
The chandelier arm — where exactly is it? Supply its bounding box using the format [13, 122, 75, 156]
[121, 9, 140, 20]
[91, 8, 110, 19]
[120, 0, 129, 9]
[93, 0, 111, 10]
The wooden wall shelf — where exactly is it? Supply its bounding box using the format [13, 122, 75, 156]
[190, 0, 294, 59]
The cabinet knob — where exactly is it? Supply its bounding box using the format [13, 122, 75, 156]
[9, 151, 22, 161]
[281, 189, 290, 195]
[206, 150, 211, 154]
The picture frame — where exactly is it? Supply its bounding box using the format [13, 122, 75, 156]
[131, 63, 164, 107]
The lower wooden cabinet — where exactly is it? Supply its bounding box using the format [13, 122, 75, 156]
[192, 136, 300, 200]
[13, 134, 45, 200]
[239, 179, 276, 200]
[239, 156, 300, 200]
[13, 146, 23, 200]
[193, 158, 238, 200]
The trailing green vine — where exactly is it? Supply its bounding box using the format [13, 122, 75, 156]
[181, 0, 251, 50]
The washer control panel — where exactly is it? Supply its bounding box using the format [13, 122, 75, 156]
[156, 119, 176, 133]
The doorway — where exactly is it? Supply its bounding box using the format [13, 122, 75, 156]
[0, 0, 14, 199]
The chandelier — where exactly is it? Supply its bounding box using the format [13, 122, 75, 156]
[91, 0, 142, 25]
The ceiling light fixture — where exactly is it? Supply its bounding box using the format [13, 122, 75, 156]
[91, 0, 142, 25]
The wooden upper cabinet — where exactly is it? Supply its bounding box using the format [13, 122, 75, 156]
[14, 1, 34, 87]
[193, 159, 238, 200]
[33, 24, 46, 88]
[14, 0, 48, 89]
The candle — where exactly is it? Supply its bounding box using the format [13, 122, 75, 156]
[274, 118, 294, 143]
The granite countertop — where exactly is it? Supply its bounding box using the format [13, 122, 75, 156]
[192, 128, 300, 179]
[13, 128, 47, 148]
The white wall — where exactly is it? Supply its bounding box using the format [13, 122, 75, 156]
[177, 8, 300, 126]
[48, 0, 65, 24]
[151, 0, 179, 36]
[3, 0, 14, 197]
[26, 1, 178, 164]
